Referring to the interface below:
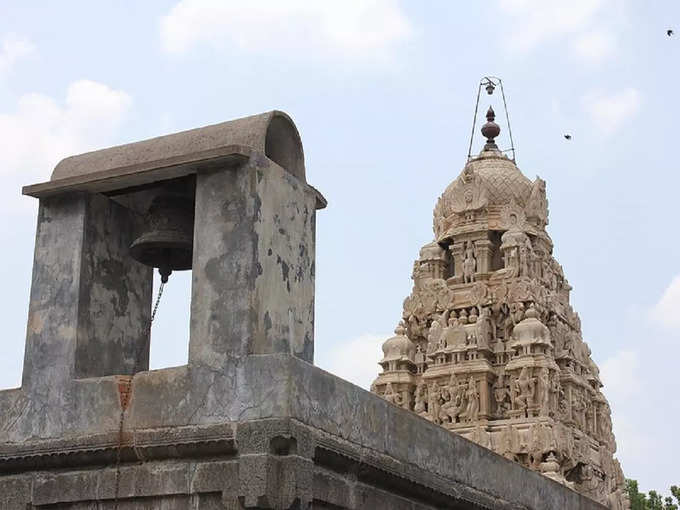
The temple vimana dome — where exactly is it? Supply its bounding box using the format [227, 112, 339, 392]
[371, 103, 629, 509]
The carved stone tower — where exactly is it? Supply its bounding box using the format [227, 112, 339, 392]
[372, 105, 629, 509]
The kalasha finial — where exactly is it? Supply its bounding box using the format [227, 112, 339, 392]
[481, 106, 500, 150]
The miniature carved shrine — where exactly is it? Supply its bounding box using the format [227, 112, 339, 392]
[372, 93, 629, 509]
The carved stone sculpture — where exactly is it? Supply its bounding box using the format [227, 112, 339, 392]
[463, 241, 477, 283]
[462, 377, 480, 422]
[428, 383, 442, 424]
[536, 367, 551, 416]
[373, 114, 629, 508]
[414, 383, 428, 418]
[515, 366, 536, 412]
[383, 382, 397, 404]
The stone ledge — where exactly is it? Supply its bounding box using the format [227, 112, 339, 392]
[22, 147, 250, 198]
[0, 354, 606, 509]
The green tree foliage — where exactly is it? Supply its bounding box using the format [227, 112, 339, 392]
[626, 480, 679, 510]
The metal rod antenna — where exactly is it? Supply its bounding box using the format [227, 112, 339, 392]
[498, 79, 516, 162]
[467, 81, 483, 161]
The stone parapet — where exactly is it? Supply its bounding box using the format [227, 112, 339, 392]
[0, 355, 605, 509]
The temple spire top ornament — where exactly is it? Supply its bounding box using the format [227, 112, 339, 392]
[481, 106, 500, 151]
[466, 76, 516, 162]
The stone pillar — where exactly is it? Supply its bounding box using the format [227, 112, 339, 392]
[189, 156, 318, 369]
[22, 193, 153, 390]
[478, 372, 495, 420]
[449, 242, 465, 279]
[22, 194, 85, 390]
[75, 194, 153, 378]
[474, 239, 493, 274]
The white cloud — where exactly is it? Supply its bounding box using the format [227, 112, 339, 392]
[599, 350, 648, 471]
[316, 333, 388, 389]
[499, 0, 607, 52]
[582, 88, 641, 135]
[498, 0, 624, 63]
[599, 347, 680, 491]
[160, 0, 413, 61]
[600, 349, 640, 401]
[0, 33, 34, 76]
[0, 80, 132, 213]
[650, 274, 680, 330]
[571, 30, 615, 62]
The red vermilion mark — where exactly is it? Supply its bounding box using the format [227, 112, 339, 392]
[116, 376, 133, 411]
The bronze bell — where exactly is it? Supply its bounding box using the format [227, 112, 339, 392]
[129, 178, 195, 283]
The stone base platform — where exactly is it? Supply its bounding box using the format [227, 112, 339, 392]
[0, 355, 605, 509]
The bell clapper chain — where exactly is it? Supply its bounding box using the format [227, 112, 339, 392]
[112, 269, 166, 509]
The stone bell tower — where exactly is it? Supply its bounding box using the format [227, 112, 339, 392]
[1, 109, 607, 509]
[371, 87, 629, 509]
[19, 111, 322, 388]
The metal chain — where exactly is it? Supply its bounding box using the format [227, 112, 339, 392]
[150, 282, 165, 324]
[113, 280, 164, 509]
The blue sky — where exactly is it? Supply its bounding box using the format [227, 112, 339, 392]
[1, 0, 678, 494]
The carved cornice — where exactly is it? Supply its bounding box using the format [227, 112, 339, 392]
[0, 423, 236, 474]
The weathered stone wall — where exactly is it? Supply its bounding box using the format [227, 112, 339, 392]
[0, 355, 606, 509]
[190, 154, 317, 366]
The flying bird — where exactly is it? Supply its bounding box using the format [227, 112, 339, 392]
[668, 29, 674, 37]
[564, 134, 572, 140]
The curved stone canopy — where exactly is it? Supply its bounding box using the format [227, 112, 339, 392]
[51, 110, 306, 182]
[442, 152, 532, 214]
[433, 146, 549, 244]
[22, 110, 330, 211]
[381, 330, 416, 364]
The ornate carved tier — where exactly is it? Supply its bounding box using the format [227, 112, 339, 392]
[372, 118, 628, 509]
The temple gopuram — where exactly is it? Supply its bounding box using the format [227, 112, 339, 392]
[371, 102, 629, 510]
